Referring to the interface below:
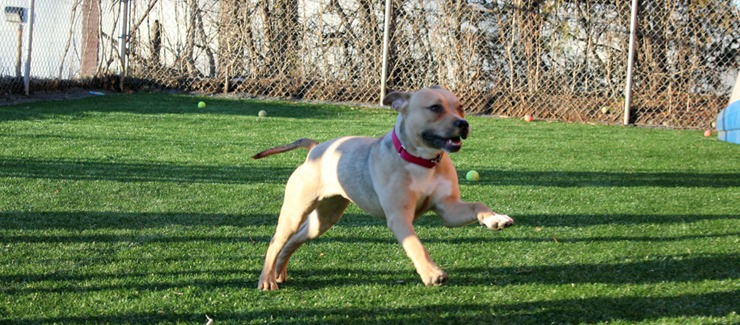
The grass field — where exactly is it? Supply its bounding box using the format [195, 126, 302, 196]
[0, 93, 738, 324]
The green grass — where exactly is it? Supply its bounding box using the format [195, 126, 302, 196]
[0, 93, 738, 324]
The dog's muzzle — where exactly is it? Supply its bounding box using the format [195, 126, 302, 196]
[455, 119, 470, 140]
[422, 119, 469, 153]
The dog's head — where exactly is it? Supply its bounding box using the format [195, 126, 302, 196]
[383, 86, 469, 153]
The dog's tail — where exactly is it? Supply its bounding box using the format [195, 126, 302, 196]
[251, 138, 319, 159]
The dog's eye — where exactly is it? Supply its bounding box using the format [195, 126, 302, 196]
[428, 105, 443, 113]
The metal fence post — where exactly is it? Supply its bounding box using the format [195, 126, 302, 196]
[623, 0, 638, 126]
[23, 0, 34, 95]
[119, 0, 130, 91]
[15, 21, 22, 78]
[380, 0, 392, 105]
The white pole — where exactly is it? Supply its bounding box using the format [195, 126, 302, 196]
[119, 0, 130, 91]
[623, 0, 638, 125]
[379, 0, 392, 104]
[23, 0, 35, 95]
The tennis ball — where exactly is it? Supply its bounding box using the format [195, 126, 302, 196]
[524, 114, 533, 122]
[258, 110, 267, 117]
[198, 101, 206, 108]
[466, 170, 480, 182]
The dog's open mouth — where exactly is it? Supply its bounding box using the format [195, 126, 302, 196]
[445, 137, 463, 152]
[422, 132, 463, 153]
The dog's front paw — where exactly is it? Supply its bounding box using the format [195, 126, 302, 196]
[419, 267, 448, 287]
[481, 213, 514, 231]
[257, 275, 280, 291]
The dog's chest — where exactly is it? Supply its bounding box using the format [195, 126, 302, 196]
[406, 165, 453, 199]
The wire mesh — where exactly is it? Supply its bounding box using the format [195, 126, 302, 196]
[0, 0, 738, 129]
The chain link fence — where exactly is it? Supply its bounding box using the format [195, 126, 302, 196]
[1, 0, 738, 129]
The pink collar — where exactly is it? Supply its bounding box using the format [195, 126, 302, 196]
[391, 129, 441, 168]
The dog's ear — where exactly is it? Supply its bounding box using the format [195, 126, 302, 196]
[382, 91, 412, 111]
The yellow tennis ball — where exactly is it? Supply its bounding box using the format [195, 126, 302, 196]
[258, 110, 267, 117]
[466, 170, 480, 182]
[198, 101, 206, 108]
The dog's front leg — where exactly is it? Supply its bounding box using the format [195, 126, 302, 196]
[386, 214, 448, 286]
[435, 200, 514, 231]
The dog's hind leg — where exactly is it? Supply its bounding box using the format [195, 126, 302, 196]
[275, 196, 349, 284]
[258, 168, 320, 291]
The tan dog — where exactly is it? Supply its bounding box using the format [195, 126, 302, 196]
[253, 86, 513, 290]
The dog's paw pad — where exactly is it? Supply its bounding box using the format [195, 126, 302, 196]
[482, 214, 514, 230]
[422, 270, 448, 286]
[433, 273, 448, 286]
[257, 275, 280, 291]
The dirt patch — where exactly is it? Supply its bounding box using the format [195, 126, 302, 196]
[0, 88, 104, 106]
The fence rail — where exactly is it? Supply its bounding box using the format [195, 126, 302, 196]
[1, 0, 738, 129]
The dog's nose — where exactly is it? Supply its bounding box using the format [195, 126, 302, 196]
[454, 119, 469, 139]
